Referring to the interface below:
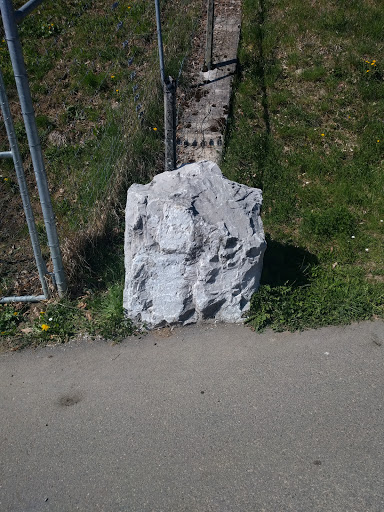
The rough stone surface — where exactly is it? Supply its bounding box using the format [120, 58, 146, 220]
[124, 160, 266, 328]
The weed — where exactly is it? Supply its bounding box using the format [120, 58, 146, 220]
[86, 284, 134, 342]
[0, 306, 23, 336]
[1, 287, 135, 349]
[247, 266, 384, 332]
[34, 300, 82, 341]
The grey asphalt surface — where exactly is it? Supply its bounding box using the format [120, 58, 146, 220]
[1, 320, 384, 512]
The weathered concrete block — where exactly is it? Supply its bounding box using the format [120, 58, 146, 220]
[124, 160, 266, 328]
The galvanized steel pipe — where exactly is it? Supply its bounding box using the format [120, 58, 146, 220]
[14, 0, 44, 22]
[0, 295, 46, 303]
[0, 68, 50, 300]
[1, 0, 67, 297]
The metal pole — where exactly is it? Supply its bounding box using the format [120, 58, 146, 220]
[154, 0, 165, 84]
[14, 0, 44, 22]
[0, 295, 46, 304]
[164, 77, 176, 171]
[0, 68, 50, 300]
[204, 0, 214, 71]
[0, 150, 13, 158]
[154, 0, 176, 170]
[1, 0, 67, 297]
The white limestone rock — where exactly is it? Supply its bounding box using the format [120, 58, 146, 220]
[124, 160, 266, 327]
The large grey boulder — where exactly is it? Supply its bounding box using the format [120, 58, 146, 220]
[124, 160, 266, 328]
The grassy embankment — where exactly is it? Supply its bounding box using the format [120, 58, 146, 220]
[1, 0, 383, 345]
[0, 0, 201, 347]
[222, 0, 384, 330]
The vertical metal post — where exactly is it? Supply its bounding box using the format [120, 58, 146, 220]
[154, 0, 177, 170]
[154, 0, 166, 85]
[204, 0, 214, 71]
[0, 68, 50, 300]
[1, 0, 67, 296]
[164, 77, 176, 171]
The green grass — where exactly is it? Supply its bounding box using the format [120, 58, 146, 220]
[0, 306, 23, 337]
[0, 232, 136, 350]
[2, 0, 383, 345]
[0, 0, 202, 348]
[222, 0, 384, 331]
[1, 0, 201, 243]
[1, 1, 199, 239]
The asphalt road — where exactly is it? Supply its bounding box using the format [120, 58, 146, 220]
[1, 320, 383, 512]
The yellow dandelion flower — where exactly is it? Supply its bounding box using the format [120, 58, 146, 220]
[13, 312, 18, 316]
[4, 177, 8, 181]
[116, 89, 119, 92]
[321, 133, 325, 137]
[111, 75, 115, 78]
[377, 139, 380, 143]
[41, 324, 50, 331]
[153, 127, 157, 131]
[366, 70, 370, 72]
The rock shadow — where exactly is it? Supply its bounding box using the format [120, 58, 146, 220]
[261, 234, 318, 288]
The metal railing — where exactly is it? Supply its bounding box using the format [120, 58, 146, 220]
[0, 0, 67, 303]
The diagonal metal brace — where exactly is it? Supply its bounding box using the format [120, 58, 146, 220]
[14, 0, 44, 22]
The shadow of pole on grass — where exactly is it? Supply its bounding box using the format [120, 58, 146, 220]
[223, 0, 273, 189]
[257, 0, 271, 137]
